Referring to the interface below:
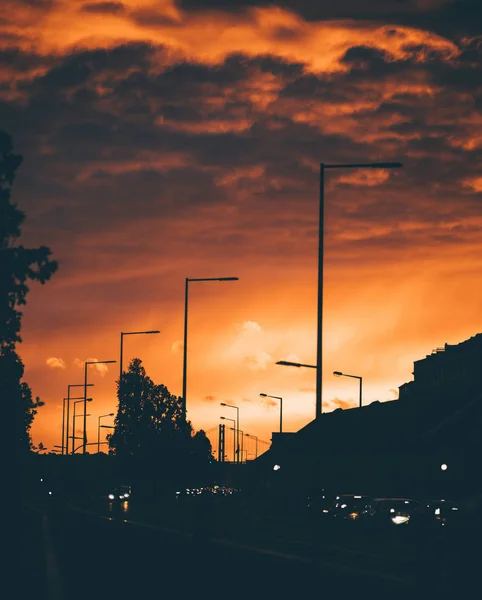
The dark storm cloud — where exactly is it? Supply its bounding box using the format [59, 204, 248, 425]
[129, 8, 182, 27]
[177, 0, 482, 39]
[80, 2, 126, 14]
[1, 18, 480, 274]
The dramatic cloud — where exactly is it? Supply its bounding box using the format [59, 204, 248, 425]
[171, 339, 184, 353]
[244, 351, 273, 370]
[46, 356, 66, 369]
[4, 0, 480, 451]
[242, 320, 262, 332]
[73, 358, 111, 376]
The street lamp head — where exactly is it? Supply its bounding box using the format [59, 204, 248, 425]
[259, 393, 267, 397]
[109, 413, 114, 416]
[220, 402, 227, 406]
[220, 416, 225, 420]
[217, 277, 239, 281]
[87, 359, 116, 366]
[86, 398, 93, 402]
[276, 360, 302, 368]
[333, 371, 343, 377]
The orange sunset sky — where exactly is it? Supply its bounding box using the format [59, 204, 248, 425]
[2, 0, 482, 454]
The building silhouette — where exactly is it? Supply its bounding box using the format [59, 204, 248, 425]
[251, 333, 482, 503]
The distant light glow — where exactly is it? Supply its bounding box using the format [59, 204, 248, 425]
[441, 464, 448, 471]
[392, 515, 410, 525]
[109, 494, 115, 500]
[273, 464, 281, 471]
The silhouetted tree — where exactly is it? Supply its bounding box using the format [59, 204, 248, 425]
[0, 131, 58, 458]
[109, 358, 213, 490]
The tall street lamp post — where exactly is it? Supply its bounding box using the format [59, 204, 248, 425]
[73, 399, 92, 454]
[246, 433, 258, 459]
[280, 162, 402, 420]
[98, 413, 114, 453]
[182, 277, 238, 422]
[61, 398, 67, 455]
[221, 402, 240, 463]
[119, 330, 160, 382]
[333, 370, 363, 408]
[230, 427, 244, 463]
[66, 396, 87, 454]
[220, 416, 236, 463]
[83, 360, 116, 454]
[259, 393, 283, 433]
[316, 161, 402, 418]
[66, 384, 93, 456]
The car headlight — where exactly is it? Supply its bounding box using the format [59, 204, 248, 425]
[391, 515, 410, 525]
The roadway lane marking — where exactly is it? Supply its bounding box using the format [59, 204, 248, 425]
[41, 513, 64, 600]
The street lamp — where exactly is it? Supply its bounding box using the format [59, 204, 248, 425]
[220, 416, 236, 463]
[229, 427, 244, 463]
[61, 398, 67, 455]
[119, 330, 160, 382]
[221, 402, 240, 463]
[260, 393, 283, 433]
[182, 277, 238, 422]
[276, 360, 316, 369]
[65, 384, 94, 455]
[66, 396, 87, 454]
[73, 399, 92, 454]
[98, 413, 115, 453]
[333, 370, 363, 408]
[246, 433, 258, 459]
[83, 360, 116, 454]
[315, 161, 402, 418]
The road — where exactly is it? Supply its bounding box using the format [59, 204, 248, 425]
[38, 495, 475, 600]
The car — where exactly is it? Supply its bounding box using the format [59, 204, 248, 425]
[306, 488, 335, 514]
[107, 484, 132, 502]
[329, 494, 372, 520]
[364, 497, 420, 526]
[425, 499, 461, 528]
